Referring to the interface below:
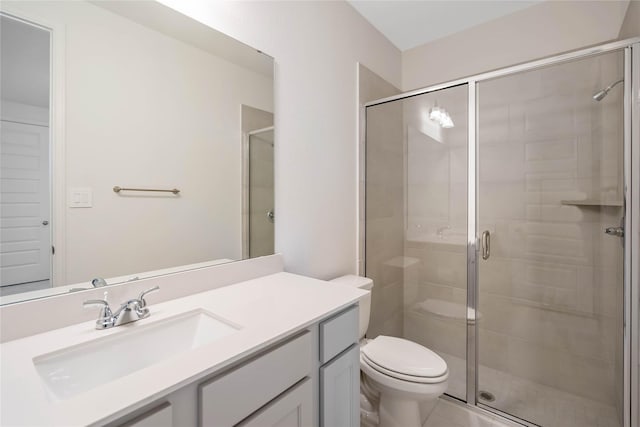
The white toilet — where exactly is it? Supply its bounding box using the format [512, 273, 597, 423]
[331, 275, 448, 427]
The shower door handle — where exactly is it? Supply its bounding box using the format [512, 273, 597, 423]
[481, 230, 491, 260]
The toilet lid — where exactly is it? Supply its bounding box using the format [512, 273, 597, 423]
[361, 336, 448, 378]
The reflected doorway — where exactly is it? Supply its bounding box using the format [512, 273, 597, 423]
[248, 127, 274, 258]
[241, 104, 274, 258]
[0, 14, 52, 295]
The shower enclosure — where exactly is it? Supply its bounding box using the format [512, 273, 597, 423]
[363, 39, 639, 427]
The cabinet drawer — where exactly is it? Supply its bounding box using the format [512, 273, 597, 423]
[238, 378, 313, 427]
[199, 331, 311, 427]
[319, 306, 358, 363]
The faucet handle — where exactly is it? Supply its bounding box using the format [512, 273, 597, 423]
[83, 299, 109, 308]
[83, 294, 113, 319]
[137, 285, 159, 308]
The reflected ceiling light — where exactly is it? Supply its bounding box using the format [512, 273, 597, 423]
[429, 106, 454, 128]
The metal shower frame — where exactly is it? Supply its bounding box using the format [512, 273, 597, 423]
[361, 37, 640, 427]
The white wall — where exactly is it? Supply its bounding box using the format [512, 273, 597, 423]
[402, 0, 630, 90]
[5, 1, 273, 285]
[157, 0, 402, 279]
[619, 0, 640, 39]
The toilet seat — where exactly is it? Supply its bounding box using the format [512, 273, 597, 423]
[361, 336, 448, 384]
[360, 353, 448, 397]
[362, 354, 448, 384]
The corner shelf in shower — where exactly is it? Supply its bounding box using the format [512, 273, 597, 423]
[561, 199, 623, 207]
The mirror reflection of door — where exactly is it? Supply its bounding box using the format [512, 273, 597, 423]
[248, 127, 274, 258]
[0, 14, 52, 295]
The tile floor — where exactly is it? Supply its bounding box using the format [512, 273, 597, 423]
[435, 353, 621, 427]
[424, 399, 512, 427]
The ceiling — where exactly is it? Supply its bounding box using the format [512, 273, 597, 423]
[348, 0, 543, 51]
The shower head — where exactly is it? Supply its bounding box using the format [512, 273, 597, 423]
[592, 89, 608, 101]
[593, 79, 624, 101]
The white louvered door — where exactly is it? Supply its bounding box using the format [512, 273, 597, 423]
[0, 120, 50, 287]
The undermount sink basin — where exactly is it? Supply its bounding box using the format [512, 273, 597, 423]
[33, 309, 240, 401]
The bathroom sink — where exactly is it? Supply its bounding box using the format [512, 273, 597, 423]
[33, 309, 240, 401]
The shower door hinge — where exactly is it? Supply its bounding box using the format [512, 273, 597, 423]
[605, 227, 624, 238]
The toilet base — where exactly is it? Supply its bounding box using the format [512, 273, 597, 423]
[361, 373, 380, 427]
[379, 395, 421, 427]
[418, 399, 439, 425]
[360, 374, 441, 427]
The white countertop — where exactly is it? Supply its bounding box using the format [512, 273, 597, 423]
[0, 272, 366, 426]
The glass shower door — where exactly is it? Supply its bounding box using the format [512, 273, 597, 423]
[476, 50, 625, 427]
[365, 84, 469, 401]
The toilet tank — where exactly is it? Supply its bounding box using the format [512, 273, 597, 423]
[330, 275, 373, 340]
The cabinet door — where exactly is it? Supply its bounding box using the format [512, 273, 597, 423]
[320, 344, 359, 427]
[239, 378, 312, 427]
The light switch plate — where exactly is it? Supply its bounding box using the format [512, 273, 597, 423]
[69, 188, 93, 208]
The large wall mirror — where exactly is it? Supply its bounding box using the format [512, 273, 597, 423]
[0, 1, 275, 305]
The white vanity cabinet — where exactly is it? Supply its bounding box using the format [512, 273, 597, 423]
[108, 305, 359, 427]
[318, 306, 360, 427]
[0, 265, 370, 427]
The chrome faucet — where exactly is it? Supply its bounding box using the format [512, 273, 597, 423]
[83, 286, 159, 330]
